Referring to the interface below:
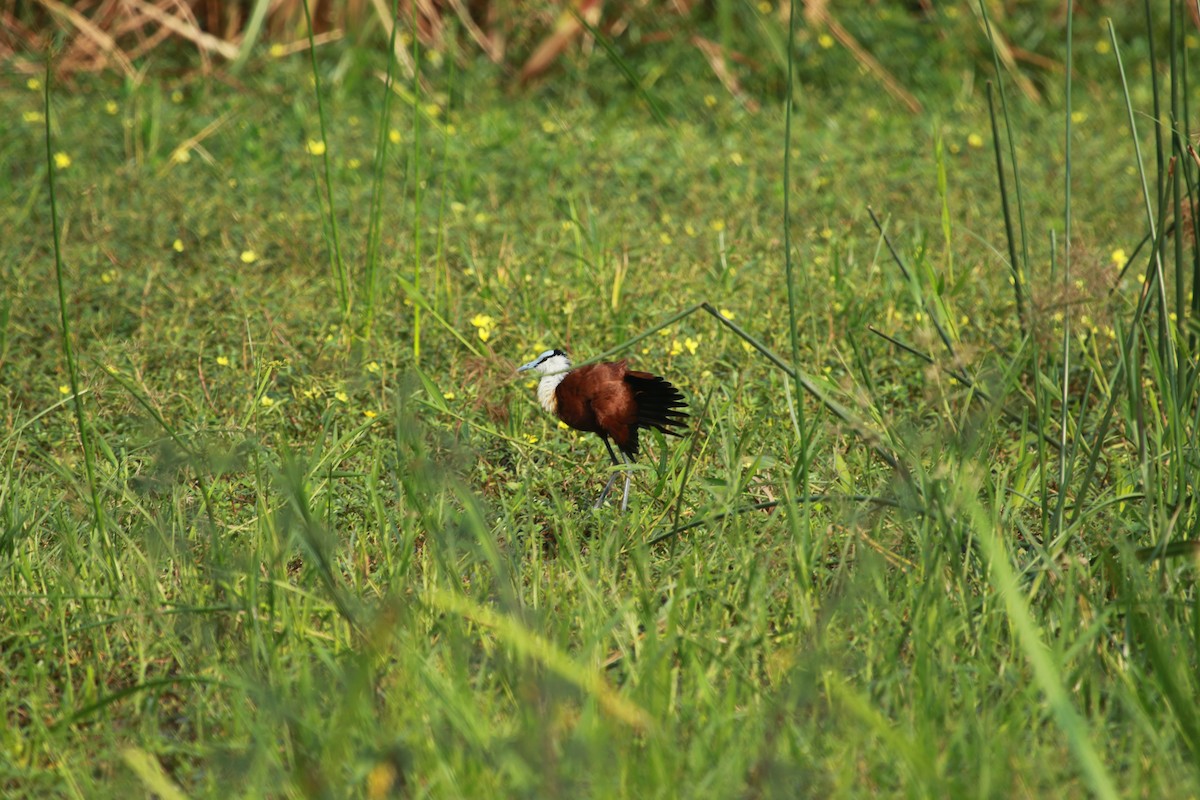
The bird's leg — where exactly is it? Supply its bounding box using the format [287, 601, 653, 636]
[620, 471, 632, 513]
[594, 437, 623, 509]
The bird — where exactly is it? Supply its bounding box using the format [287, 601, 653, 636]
[517, 349, 688, 511]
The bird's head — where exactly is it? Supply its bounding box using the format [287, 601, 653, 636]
[517, 349, 571, 376]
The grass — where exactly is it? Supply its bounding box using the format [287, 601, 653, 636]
[4, 3, 1200, 796]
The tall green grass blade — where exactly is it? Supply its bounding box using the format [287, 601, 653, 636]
[569, 7, 668, 125]
[42, 55, 116, 584]
[984, 82, 1026, 335]
[1053, 1, 1074, 540]
[232, 0, 273, 73]
[362, 0, 403, 342]
[964, 490, 1118, 800]
[1110, 20, 1175, 379]
[424, 587, 653, 731]
[409, 6, 425, 363]
[978, 1, 1029, 333]
[301, 0, 350, 318]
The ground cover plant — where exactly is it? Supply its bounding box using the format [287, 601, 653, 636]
[4, 1, 1200, 796]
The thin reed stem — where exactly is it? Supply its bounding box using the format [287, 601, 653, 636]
[301, 0, 350, 318]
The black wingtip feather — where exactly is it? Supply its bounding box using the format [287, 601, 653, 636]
[624, 373, 689, 453]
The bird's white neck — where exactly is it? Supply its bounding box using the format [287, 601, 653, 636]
[537, 372, 567, 414]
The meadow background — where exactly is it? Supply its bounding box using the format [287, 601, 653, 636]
[3, 0, 1200, 796]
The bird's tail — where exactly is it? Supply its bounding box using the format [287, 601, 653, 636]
[626, 372, 689, 438]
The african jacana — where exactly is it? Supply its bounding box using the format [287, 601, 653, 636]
[517, 349, 688, 510]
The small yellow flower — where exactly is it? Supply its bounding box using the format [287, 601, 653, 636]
[216, 356, 230, 367]
[718, 308, 735, 320]
[470, 313, 497, 342]
[730, 152, 744, 166]
[684, 336, 699, 355]
[306, 139, 326, 156]
[365, 361, 381, 374]
[524, 434, 538, 444]
[171, 90, 184, 104]
[1071, 111, 1087, 124]
[1111, 248, 1127, 266]
[558, 420, 569, 429]
[100, 269, 117, 284]
[443, 391, 456, 401]
[820, 227, 833, 240]
[541, 120, 557, 134]
[669, 339, 684, 356]
[58, 384, 70, 395]
[685, 223, 697, 237]
[967, 133, 984, 149]
[104, 101, 119, 115]
[22, 111, 43, 124]
[1095, 40, 1111, 55]
[240, 250, 257, 264]
[704, 95, 717, 108]
[269, 43, 286, 58]
[27, 78, 41, 91]
[757, 1, 772, 13]
[424, 103, 441, 117]
[818, 33, 835, 49]
[348, 158, 361, 170]
[260, 395, 275, 407]
[1137, 273, 1146, 284]
[473, 212, 489, 225]
[53, 152, 71, 169]
[335, 390, 349, 403]
[450, 201, 467, 214]
[171, 148, 191, 164]
[660, 233, 673, 245]
[710, 219, 725, 232]
[172, 239, 184, 252]
[363, 409, 378, 419]
[389, 129, 402, 144]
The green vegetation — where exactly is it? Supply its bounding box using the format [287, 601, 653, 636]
[3, 2, 1200, 796]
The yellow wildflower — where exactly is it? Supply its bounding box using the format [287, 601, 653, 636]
[306, 140, 326, 156]
[470, 313, 497, 343]
[53, 152, 71, 169]
[240, 250, 257, 264]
